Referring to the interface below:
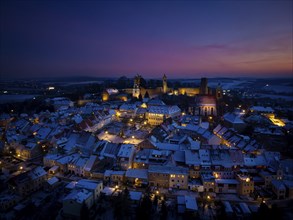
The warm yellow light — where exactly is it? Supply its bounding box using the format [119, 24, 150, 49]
[156, 190, 159, 194]
[132, 135, 135, 139]
[130, 119, 133, 122]
[19, 166, 23, 170]
[207, 195, 210, 200]
[209, 116, 212, 120]
[246, 178, 250, 182]
[105, 131, 108, 134]
[215, 173, 219, 178]
[17, 154, 20, 157]
[115, 185, 119, 189]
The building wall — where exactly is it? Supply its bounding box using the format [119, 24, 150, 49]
[237, 177, 254, 196]
[272, 184, 286, 199]
[189, 169, 201, 179]
[147, 113, 164, 126]
[63, 194, 94, 219]
[148, 172, 169, 188]
[198, 105, 217, 116]
[178, 88, 200, 96]
[215, 182, 238, 193]
[169, 174, 188, 189]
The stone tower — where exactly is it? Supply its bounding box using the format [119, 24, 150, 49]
[162, 74, 168, 94]
[200, 78, 208, 95]
[216, 82, 223, 100]
[132, 74, 141, 98]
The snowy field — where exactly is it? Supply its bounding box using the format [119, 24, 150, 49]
[0, 95, 38, 104]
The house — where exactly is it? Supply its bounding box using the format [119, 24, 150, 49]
[133, 149, 152, 169]
[83, 155, 98, 177]
[147, 105, 181, 126]
[236, 173, 254, 196]
[75, 179, 103, 201]
[117, 144, 135, 170]
[148, 165, 188, 189]
[104, 170, 125, 185]
[201, 173, 215, 192]
[177, 195, 198, 215]
[45, 176, 60, 191]
[119, 103, 137, 118]
[215, 179, 239, 193]
[125, 169, 148, 186]
[129, 191, 142, 207]
[271, 180, 286, 199]
[223, 113, 246, 132]
[15, 142, 42, 160]
[63, 189, 94, 219]
[0, 194, 21, 212]
[8, 166, 47, 196]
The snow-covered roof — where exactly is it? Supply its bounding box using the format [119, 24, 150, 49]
[125, 169, 148, 179]
[84, 155, 97, 172]
[184, 150, 200, 166]
[148, 105, 181, 115]
[64, 189, 92, 204]
[250, 106, 274, 113]
[47, 177, 59, 185]
[185, 196, 198, 211]
[29, 166, 47, 180]
[117, 144, 134, 158]
[129, 191, 142, 201]
[154, 142, 180, 151]
[224, 113, 245, 124]
[76, 179, 102, 190]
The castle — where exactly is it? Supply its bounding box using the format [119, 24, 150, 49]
[103, 74, 222, 117]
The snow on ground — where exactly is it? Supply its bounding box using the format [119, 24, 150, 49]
[255, 93, 293, 101]
[0, 95, 38, 103]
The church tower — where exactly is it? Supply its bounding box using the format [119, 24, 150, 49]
[162, 74, 168, 94]
[132, 74, 141, 98]
[216, 82, 223, 100]
[200, 78, 208, 95]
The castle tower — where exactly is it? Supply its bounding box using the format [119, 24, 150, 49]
[132, 74, 141, 98]
[216, 82, 223, 100]
[200, 78, 208, 95]
[162, 74, 168, 94]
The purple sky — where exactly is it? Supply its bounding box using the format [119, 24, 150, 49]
[0, 1, 292, 79]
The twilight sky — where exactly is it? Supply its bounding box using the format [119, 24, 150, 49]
[0, 0, 292, 79]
